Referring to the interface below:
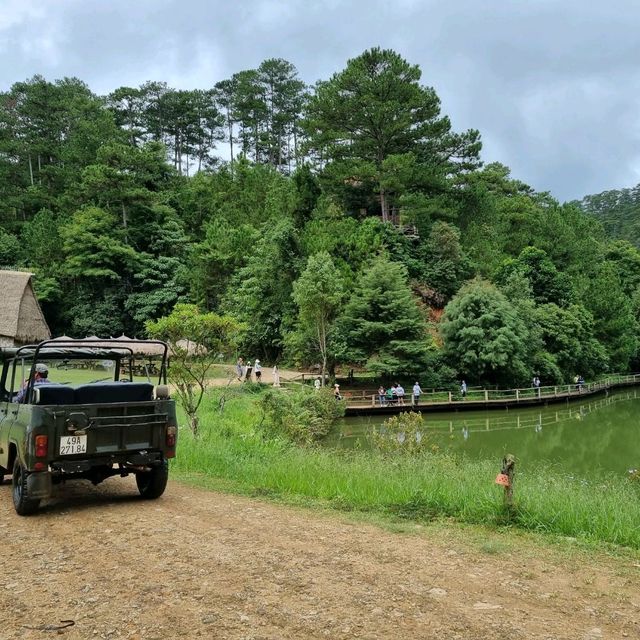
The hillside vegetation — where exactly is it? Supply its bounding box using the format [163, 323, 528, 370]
[1, 48, 639, 386]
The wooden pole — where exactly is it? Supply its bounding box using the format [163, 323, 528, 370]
[502, 454, 515, 509]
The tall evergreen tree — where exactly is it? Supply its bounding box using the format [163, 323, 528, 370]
[336, 254, 431, 377]
[304, 47, 481, 221]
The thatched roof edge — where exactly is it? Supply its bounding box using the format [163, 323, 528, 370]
[0, 270, 51, 342]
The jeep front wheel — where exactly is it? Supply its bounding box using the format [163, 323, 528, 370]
[135, 458, 169, 499]
[12, 459, 40, 515]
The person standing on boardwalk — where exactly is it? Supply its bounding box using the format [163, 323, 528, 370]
[412, 382, 422, 406]
[245, 360, 253, 382]
[378, 385, 386, 406]
[272, 365, 280, 387]
[396, 383, 405, 405]
[254, 359, 262, 382]
[460, 380, 467, 399]
[334, 383, 342, 400]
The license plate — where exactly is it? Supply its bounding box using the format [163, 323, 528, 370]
[59, 435, 87, 455]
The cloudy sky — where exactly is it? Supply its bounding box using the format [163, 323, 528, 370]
[1, 0, 638, 201]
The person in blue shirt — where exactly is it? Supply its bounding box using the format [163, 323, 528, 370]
[13, 363, 52, 403]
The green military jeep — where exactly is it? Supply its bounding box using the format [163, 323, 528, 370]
[0, 339, 178, 515]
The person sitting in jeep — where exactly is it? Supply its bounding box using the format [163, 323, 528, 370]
[13, 363, 51, 403]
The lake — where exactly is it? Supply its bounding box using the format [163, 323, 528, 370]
[327, 388, 640, 479]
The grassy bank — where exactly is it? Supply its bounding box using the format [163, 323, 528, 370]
[172, 387, 640, 549]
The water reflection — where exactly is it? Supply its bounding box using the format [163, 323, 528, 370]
[327, 389, 640, 478]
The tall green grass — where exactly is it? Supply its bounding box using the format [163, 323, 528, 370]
[172, 388, 640, 549]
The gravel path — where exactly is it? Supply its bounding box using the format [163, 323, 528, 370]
[1, 477, 638, 639]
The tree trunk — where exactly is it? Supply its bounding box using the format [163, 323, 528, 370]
[121, 202, 129, 244]
[227, 111, 234, 171]
[189, 413, 199, 437]
[380, 186, 389, 223]
[28, 155, 34, 186]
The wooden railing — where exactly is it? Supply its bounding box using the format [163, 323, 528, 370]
[343, 374, 640, 409]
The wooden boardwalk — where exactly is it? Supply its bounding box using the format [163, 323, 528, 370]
[343, 375, 640, 416]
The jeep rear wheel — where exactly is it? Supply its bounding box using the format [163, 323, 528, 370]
[135, 458, 169, 499]
[12, 459, 40, 516]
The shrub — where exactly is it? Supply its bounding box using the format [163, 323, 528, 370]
[259, 387, 345, 444]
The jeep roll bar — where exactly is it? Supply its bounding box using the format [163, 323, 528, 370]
[11, 338, 169, 405]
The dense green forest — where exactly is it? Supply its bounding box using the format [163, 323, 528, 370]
[1, 47, 639, 386]
[579, 185, 640, 248]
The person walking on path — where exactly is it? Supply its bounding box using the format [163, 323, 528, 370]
[378, 385, 386, 406]
[236, 357, 244, 381]
[272, 365, 280, 387]
[412, 382, 422, 406]
[245, 361, 253, 382]
[254, 359, 262, 382]
[460, 380, 467, 399]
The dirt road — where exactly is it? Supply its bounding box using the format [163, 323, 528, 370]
[1, 478, 638, 639]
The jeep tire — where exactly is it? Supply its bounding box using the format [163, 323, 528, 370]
[12, 459, 40, 515]
[135, 458, 169, 499]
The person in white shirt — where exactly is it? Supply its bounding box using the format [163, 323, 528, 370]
[412, 382, 422, 406]
[254, 359, 262, 382]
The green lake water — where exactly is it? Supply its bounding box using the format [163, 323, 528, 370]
[328, 388, 640, 479]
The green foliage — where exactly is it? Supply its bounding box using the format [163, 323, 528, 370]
[495, 246, 574, 306]
[579, 184, 640, 247]
[259, 387, 345, 444]
[0, 51, 637, 389]
[441, 278, 529, 384]
[419, 221, 473, 298]
[532, 303, 608, 380]
[584, 263, 638, 371]
[0, 229, 20, 266]
[146, 303, 245, 435]
[305, 47, 480, 220]
[289, 252, 344, 376]
[223, 216, 300, 359]
[60, 206, 138, 280]
[336, 254, 432, 378]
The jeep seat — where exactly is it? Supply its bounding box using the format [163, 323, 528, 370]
[74, 382, 154, 404]
[34, 384, 76, 405]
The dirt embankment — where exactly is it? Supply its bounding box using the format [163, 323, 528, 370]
[1, 478, 638, 639]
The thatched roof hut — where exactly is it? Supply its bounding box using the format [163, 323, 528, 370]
[0, 270, 51, 347]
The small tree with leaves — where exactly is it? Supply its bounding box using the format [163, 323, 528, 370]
[291, 252, 344, 383]
[146, 303, 244, 436]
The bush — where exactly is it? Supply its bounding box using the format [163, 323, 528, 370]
[259, 387, 345, 444]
